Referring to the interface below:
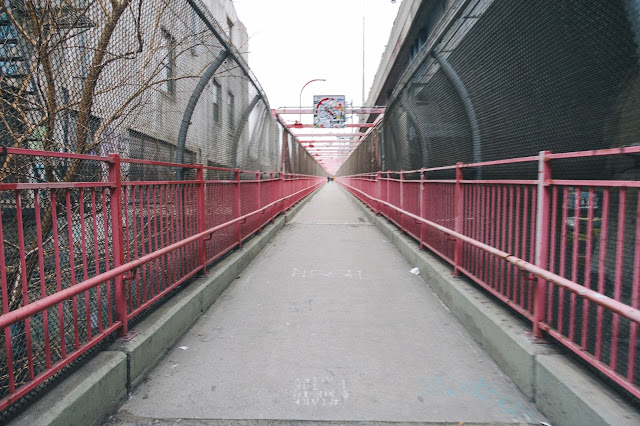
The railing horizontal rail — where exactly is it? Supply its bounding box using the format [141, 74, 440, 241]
[119, 158, 203, 168]
[2, 147, 115, 162]
[547, 146, 640, 159]
[0, 182, 115, 190]
[350, 146, 640, 177]
[551, 179, 640, 188]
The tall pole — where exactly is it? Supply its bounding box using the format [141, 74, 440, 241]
[299, 78, 326, 123]
[362, 14, 365, 106]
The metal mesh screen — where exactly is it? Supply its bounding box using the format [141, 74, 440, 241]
[0, 0, 323, 176]
[339, 127, 382, 175]
[338, 0, 640, 178]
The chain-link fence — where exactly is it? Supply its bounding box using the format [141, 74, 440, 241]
[338, 0, 640, 178]
[0, 0, 323, 176]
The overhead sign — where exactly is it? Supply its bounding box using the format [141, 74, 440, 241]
[313, 95, 346, 128]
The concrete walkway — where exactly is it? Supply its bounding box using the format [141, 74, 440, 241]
[108, 183, 545, 424]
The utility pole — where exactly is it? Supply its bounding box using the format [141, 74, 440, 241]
[362, 14, 365, 106]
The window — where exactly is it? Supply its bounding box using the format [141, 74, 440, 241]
[191, 10, 199, 56]
[78, 30, 90, 79]
[128, 130, 194, 180]
[227, 91, 235, 129]
[226, 17, 234, 43]
[0, 12, 21, 76]
[162, 29, 176, 94]
[206, 160, 233, 180]
[212, 80, 221, 123]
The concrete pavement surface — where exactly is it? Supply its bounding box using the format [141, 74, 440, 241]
[108, 183, 545, 424]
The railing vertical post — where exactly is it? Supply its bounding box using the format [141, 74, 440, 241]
[197, 164, 207, 274]
[419, 170, 426, 250]
[400, 171, 405, 233]
[256, 172, 262, 233]
[533, 150, 552, 340]
[376, 172, 382, 215]
[386, 172, 390, 218]
[235, 169, 242, 249]
[454, 163, 464, 277]
[280, 173, 289, 213]
[108, 154, 127, 337]
[270, 172, 275, 223]
[278, 173, 283, 213]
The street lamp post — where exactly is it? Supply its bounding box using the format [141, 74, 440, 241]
[299, 78, 326, 123]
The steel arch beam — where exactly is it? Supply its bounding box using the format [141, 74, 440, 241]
[176, 49, 229, 167]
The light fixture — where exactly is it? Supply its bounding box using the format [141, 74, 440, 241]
[299, 78, 326, 122]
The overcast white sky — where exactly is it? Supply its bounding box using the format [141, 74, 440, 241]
[233, 0, 402, 113]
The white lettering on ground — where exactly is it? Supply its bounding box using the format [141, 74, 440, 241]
[293, 376, 349, 407]
[291, 268, 362, 280]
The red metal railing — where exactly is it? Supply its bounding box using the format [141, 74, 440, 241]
[0, 148, 324, 412]
[338, 147, 640, 400]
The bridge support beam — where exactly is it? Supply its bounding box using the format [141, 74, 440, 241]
[176, 50, 230, 170]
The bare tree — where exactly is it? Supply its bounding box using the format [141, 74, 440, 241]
[0, 0, 228, 311]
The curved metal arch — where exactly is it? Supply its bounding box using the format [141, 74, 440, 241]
[176, 49, 229, 167]
[431, 48, 482, 175]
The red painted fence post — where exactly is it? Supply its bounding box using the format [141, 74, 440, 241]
[376, 172, 382, 215]
[400, 171, 405, 233]
[453, 163, 464, 277]
[533, 151, 552, 340]
[197, 164, 207, 274]
[419, 170, 426, 250]
[386, 172, 390, 218]
[256, 172, 262, 234]
[235, 169, 242, 249]
[108, 154, 127, 336]
[278, 172, 283, 214]
[270, 172, 275, 223]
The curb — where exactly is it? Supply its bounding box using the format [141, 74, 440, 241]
[343, 186, 640, 426]
[9, 185, 323, 426]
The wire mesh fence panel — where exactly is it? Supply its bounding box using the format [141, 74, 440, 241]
[338, 0, 639, 178]
[423, 181, 455, 263]
[0, 0, 323, 179]
[0, 151, 119, 410]
[401, 179, 420, 241]
[204, 180, 238, 264]
[544, 183, 640, 386]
